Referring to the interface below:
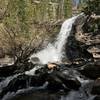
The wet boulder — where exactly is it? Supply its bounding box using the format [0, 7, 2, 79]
[29, 64, 81, 91]
[29, 72, 47, 87]
[0, 62, 34, 77]
[46, 71, 70, 92]
[0, 64, 16, 77]
[0, 74, 29, 99]
[78, 61, 100, 79]
[93, 96, 100, 100]
[91, 78, 100, 95]
[46, 70, 81, 91]
[0, 73, 47, 99]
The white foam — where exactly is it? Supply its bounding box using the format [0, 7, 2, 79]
[25, 65, 44, 75]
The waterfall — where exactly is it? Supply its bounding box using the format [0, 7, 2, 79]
[30, 14, 83, 64]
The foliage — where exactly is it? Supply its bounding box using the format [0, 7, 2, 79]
[82, 0, 100, 15]
[82, 0, 100, 34]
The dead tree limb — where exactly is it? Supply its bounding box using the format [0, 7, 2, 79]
[91, 15, 100, 19]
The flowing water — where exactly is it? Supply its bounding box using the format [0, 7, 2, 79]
[30, 14, 83, 64]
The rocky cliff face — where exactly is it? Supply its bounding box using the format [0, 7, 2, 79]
[65, 15, 100, 64]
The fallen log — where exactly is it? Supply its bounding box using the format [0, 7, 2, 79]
[91, 15, 100, 19]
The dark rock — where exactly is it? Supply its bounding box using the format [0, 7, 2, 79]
[46, 71, 70, 92]
[13, 62, 35, 74]
[46, 70, 81, 91]
[93, 96, 100, 100]
[91, 78, 100, 95]
[78, 61, 100, 79]
[66, 36, 93, 63]
[0, 73, 46, 99]
[73, 15, 100, 61]
[0, 62, 34, 77]
[11, 90, 61, 100]
[0, 77, 5, 82]
[30, 73, 47, 87]
[0, 74, 28, 99]
[34, 64, 81, 91]
[0, 64, 16, 77]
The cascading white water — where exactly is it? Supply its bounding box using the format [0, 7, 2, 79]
[30, 14, 83, 64]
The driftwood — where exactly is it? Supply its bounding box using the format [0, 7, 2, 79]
[91, 14, 100, 19]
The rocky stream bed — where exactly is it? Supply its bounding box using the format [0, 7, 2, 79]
[0, 14, 100, 100]
[0, 60, 100, 100]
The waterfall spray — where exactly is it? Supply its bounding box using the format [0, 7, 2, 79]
[30, 13, 83, 64]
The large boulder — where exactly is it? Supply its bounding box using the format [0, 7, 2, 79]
[78, 61, 100, 79]
[31, 64, 81, 91]
[0, 73, 47, 99]
[0, 62, 34, 77]
[46, 70, 81, 91]
[93, 96, 100, 100]
[0, 64, 16, 77]
[87, 44, 100, 60]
